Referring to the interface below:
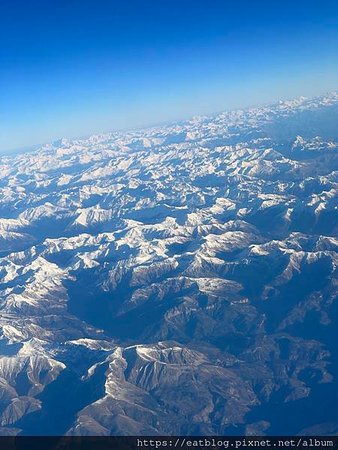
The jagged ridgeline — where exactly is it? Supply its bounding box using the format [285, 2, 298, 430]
[0, 93, 337, 436]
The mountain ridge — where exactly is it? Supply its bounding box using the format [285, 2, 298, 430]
[0, 92, 337, 435]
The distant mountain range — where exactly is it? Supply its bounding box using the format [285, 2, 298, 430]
[0, 93, 337, 436]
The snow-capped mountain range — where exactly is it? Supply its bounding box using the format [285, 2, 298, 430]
[0, 93, 337, 435]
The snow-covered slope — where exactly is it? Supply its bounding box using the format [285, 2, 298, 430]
[0, 93, 337, 435]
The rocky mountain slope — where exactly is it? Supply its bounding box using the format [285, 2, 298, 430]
[0, 93, 337, 436]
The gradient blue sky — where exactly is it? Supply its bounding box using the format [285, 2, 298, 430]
[1, 0, 338, 152]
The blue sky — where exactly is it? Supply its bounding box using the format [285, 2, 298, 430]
[1, 0, 338, 152]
